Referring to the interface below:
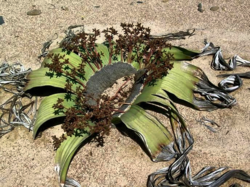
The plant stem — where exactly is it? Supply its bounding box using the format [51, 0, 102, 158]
[108, 37, 113, 65]
[92, 43, 102, 69]
[61, 73, 86, 88]
[127, 46, 132, 63]
[120, 50, 124, 62]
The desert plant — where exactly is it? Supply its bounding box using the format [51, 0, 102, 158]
[2, 23, 250, 186]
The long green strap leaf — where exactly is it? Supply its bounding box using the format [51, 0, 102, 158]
[131, 83, 192, 154]
[41, 48, 83, 68]
[120, 105, 174, 161]
[136, 61, 232, 111]
[24, 67, 70, 92]
[96, 43, 112, 66]
[55, 129, 92, 185]
[41, 48, 96, 81]
[160, 61, 198, 104]
[33, 93, 76, 138]
[131, 61, 197, 107]
[163, 46, 200, 61]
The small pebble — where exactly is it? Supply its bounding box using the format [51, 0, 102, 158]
[210, 6, 219, 11]
[198, 3, 204, 13]
[61, 6, 69, 11]
[94, 5, 100, 8]
[27, 9, 42, 16]
[221, 7, 226, 11]
[130, 1, 143, 5]
[0, 16, 4, 25]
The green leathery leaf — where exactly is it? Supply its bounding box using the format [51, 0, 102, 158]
[160, 61, 235, 110]
[160, 61, 198, 104]
[120, 105, 173, 161]
[95, 43, 110, 66]
[78, 43, 111, 66]
[133, 78, 174, 106]
[130, 61, 197, 107]
[33, 93, 76, 138]
[131, 77, 189, 129]
[146, 61, 211, 109]
[41, 47, 96, 84]
[24, 67, 70, 92]
[131, 60, 140, 70]
[132, 61, 232, 112]
[41, 48, 83, 68]
[25, 47, 99, 93]
[55, 127, 93, 185]
[131, 83, 191, 150]
[163, 46, 200, 61]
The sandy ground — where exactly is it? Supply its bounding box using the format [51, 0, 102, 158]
[0, 0, 250, 186]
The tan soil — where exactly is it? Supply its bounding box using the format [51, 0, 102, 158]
[0, 0, 250, 186]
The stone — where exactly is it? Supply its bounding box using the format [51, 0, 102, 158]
[0, 16, 4, 25]
[27, 9, 42, 16]
[210, 6, 219, 11]
[61, 6, 69, 11]
[198, 3, 204, 13]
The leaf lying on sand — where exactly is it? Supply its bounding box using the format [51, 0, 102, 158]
[192, 40, 250, 92]
[55, 128, 92, 186]
[149, 29, 195, 41]
[217, 71, 250, 79]
[218, 75, 242, 92]
[196, 40, 250, 70]
[0, 62, 36, 137]
[148, 162, 250, 187]
[196, 116, 220, 133]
